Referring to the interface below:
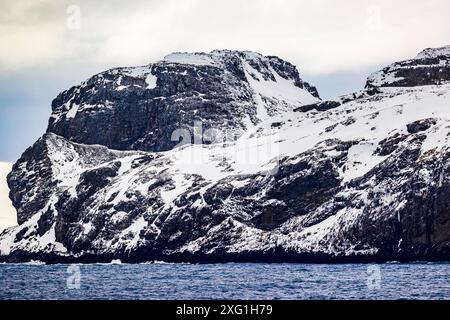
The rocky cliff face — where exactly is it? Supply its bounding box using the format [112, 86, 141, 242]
[1, 47, 450, 263]
[48, 50, 319, 153]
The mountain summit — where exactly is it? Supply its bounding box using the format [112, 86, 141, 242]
[1, 47, 450, 263]
[366, 45, 450, 88]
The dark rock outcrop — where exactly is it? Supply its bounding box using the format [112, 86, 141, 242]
[407, 119, 437, 134]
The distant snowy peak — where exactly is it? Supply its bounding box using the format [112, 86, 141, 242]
[366, 45, 450, 88]
[415, 45, 450, 60]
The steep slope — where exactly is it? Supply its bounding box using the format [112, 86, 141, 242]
[1, 47, 450, 263]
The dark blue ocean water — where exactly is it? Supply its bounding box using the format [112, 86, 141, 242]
[0, 262, 449, 300]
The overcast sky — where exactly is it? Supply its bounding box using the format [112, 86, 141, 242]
[1, 0, 450, 163]
[0, 162, 15, 229]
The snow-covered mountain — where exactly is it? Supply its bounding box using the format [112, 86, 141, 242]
[1, 47, 450, 263]
[366, 45, 450, 88]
